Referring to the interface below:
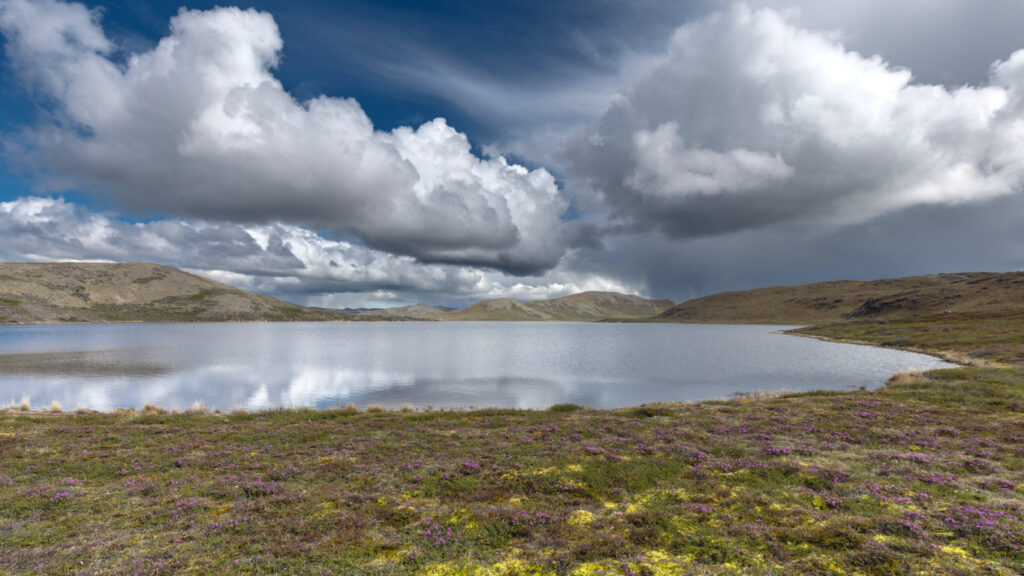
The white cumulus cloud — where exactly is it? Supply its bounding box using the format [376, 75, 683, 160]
[567, 4, 1024, 237]
[0, 0, 567, 274]
[0, 196, 637, 308]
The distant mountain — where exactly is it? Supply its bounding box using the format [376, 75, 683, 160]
[357, 303, 456, 319]
[441, 298, 546, 321]
[656, 272, 1024, 324]
[0, 262, 351, 324]
[441, 291, 675, 321]
[0, 263, 672, 324]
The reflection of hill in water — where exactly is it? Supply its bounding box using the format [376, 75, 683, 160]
[0, 350, 170, 377]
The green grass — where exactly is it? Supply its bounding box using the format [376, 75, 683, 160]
[3, 299, 1024, 574]
[2, 367, 1023, 575]
[793, 308, 1024, 366]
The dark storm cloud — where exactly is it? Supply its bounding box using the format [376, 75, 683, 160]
[564, 192, 1024, 303]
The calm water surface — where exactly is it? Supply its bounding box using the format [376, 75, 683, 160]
[0, 322, 952, 411]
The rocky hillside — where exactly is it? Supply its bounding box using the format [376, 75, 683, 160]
[657, 272, 1024, 324]
[441, 291, 675, 321]
[0, 262, 351, 324]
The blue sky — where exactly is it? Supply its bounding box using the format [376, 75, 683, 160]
[0, 0, 700, 157]
[2, 0, 1024, 308]
[0, 0, 703, 219]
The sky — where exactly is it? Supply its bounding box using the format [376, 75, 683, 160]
[1, 0, 1023, 308]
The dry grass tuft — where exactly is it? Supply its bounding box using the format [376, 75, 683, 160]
[887, 369, 923, 385]
[731, 389, 791, 403]
[366, 404, 386, 413]
[399, 404, 414, 413]
[49, 401, 62, 413]
[184, 401, 208, 415]
[113, 407, 136, 416]
[142, 403, 168, 415]
[74, 406, 91, 414]
[343, 402, 359, 412]
[18, 397, 30, 412]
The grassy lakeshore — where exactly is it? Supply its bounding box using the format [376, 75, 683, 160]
[1, 367, 1023, 575]
[793, 308, 1024, 367]
[2, 308, 1024, 575]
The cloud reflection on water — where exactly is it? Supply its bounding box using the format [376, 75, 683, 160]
[0, 322, 953, 411]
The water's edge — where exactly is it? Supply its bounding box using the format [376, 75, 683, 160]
[0, 322, 953, 412]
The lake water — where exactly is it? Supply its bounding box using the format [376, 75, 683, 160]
[0, 322, 952, 411]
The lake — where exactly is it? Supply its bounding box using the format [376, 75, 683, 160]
[0, 322, 952, 411]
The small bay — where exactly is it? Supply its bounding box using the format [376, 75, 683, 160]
[0, 321, 952, 411]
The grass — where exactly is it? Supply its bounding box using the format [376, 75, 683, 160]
[793, 308, 1024, 366]
[657, 271, 1024, 325]
[1, 367, 1023, 575]
[0, 296, 21, 307]
[2, 303, 1024, 574]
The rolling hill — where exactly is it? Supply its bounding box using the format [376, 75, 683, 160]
[0, 262, 351, 324]
[355, 303, 455, 320]
[440, 291, 675, 321]
[656, 271, 1024, 324]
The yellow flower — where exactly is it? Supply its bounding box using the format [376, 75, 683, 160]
[568, 509, 595, 526]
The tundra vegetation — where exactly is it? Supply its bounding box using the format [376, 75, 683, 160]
[1, 367, 1023, 573]
[1, 273, 1024, 574]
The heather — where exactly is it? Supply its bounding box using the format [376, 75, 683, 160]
[1, 365, 1023, 575]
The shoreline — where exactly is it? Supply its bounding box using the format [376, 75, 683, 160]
[0, 391, 794, 418]
[0, 322, 957, 415]
[781, 328, 1010, 369]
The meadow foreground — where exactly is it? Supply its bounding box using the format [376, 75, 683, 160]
[1, 363, 1022, 575]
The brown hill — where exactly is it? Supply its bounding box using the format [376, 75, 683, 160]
[356, 303, 454, 320]
[442, 291, 675, 321]
[657, 272, 1024, 324]
[0, 262, 351, 324]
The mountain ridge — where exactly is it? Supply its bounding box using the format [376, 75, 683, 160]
[440, 291, 675, 321]
[0, 263, 676, 324]
[15, 263, 1019, 327]
[0, 262, 351, 324]
[656, 271, 1024, 324]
